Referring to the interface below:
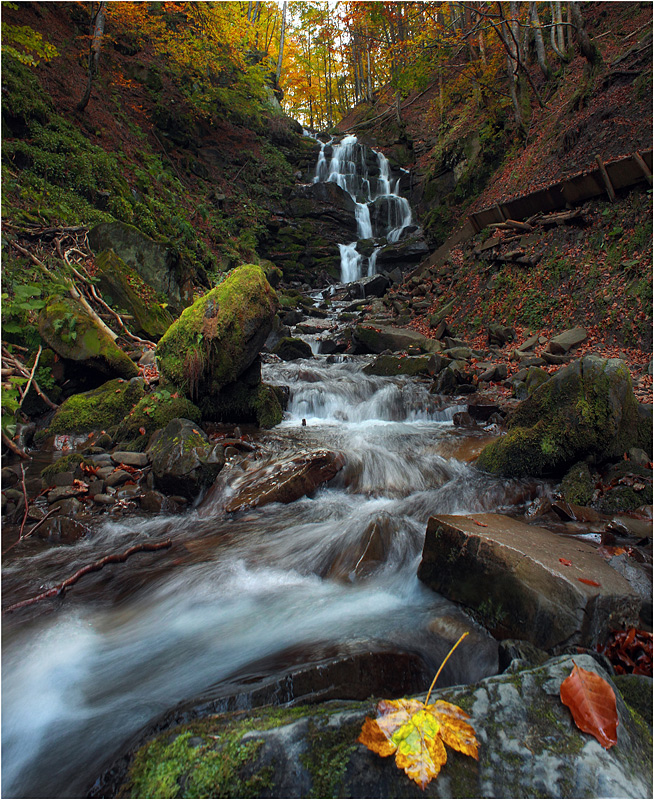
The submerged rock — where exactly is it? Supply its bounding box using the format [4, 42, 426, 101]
[111, 654, 652, 799]
[417, 513, 640, 648]
[476, 356, 649, 478]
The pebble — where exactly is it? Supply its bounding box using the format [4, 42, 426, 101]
[105, 469, 132, 488]
[93, 494, 115, 505]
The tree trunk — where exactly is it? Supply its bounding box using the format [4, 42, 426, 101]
[569, 1, 602, 66]
[529, 1, 550, 77]
[275, 1, 286, 84]
[77, 1, 106, 112]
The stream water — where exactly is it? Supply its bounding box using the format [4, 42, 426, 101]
[1, 352, 545, 799]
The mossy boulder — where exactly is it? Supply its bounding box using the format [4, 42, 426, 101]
[48, 378, 145, 434]
[115, 391, 201, 441]
[95, 250, 174, 340]
[156, 265, 278, 400]
[111, 655, 651, 799]
[560, 462, 595, 506]
[476, 357, 645, 478]
[199, 381, 283, 429]
[39, 296, 139, 380]
[88, 221, 192, 312]
[41, 453, 93, 483]
[271, 337, 313, 361]
[146, 418, 224, 497]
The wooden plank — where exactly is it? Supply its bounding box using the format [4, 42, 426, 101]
[633, 151, 653, 186]
[468, 214, 482, 234]
[494, 203, 507, 221]
[595, 154, 616, 202]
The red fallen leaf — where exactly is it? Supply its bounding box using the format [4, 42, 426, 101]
[139, 427, 146, 435]
[473, 520, 488, 527]
[559, 558, 572, 566]
[578, 578, 601, 587]
[560, 662, 618, 749]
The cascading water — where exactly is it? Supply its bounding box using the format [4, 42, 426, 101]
[312, 134, 413, 282]
[1, 327, 543, 798]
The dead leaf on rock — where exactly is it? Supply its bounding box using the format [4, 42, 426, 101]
[559, 661, 618, 749]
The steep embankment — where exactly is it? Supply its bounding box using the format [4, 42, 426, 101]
[337, 1, 652, 399]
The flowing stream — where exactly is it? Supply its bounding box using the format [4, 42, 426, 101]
[312, 133, 413, 282]
[1, 351, 544, 799]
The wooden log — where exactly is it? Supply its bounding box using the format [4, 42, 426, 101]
[468, 214, 482, 234]
[595, 154, 616, 202]
[494, 203, 507, 222]
[633, 151, 653, 186]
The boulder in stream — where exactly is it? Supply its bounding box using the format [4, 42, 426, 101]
[47, 378, 145, 435]
[362, 354, 439, 377]
[147, 418, 225, 498]
[476, 356, 650, 478]
[272, 337, 313, 361]
[353, 323, 440, 355]
[417, 513, 641, 649]
[156, 264, 278, 401]
[111, 654, 652, 799]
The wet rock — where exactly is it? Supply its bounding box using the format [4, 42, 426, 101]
[325, 515, 394, 581]
[548, 326, 587, 354]
[607, 515, 653, 539]
[147, 418, 225, 498]
[272, 337, 313, 361]
[353, 324, 440, 355]
[452, 411, 476, 427]
[478, 364, 507, 382]
[140, 490, 167, 513]
[47, 485, 86, 504]
[37, 515, 89, 544]
[111, 654, 652, 800]
[417, 513, 640, 649]
[52, 497, 83, 516]
[93, 494, 116, 505]
[430, 366, 460, 395]
[362, 354, 437, 377]
[477, 357, 647, 478]
[348, 274, 390, 299]
[88, 479, 105, 497]
[218, 450, 345, 512]
[52, 471, 75, 487]
[466, 398, 502, 422]
[1, 467, 18, 488]
[111, 451, 150, 468]
[560, 462, 595, 506]
[498, 638, 549, 671]
[105, 469, 132, 488]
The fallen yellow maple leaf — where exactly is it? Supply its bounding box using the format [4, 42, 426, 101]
[358, 633, 479, 789]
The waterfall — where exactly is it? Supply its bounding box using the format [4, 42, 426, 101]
[312, 134, 413, 282]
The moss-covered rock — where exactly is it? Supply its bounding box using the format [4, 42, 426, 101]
[41, 453, 93, 482]
[48, 378, 145, 434]
[156, 265, 278, 399]
[271, 337, 313, 361]
[560, 461, 595, 506]
[112, 655, 652, 800]
[39, 296, 139, 380]
[115, 391, 201, 441]
[362, 354, 437, 377]
[200, 381, 283, 429]
[147, 418, 224, 497]
[95, 250, 174, 340]
[476, 357, 643, 478]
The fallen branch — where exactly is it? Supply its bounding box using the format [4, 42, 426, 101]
[3, 507, 59, 555]
[2, 346, 58, 410]
[3, 539, 173, 613]
[18, 464, 29, 538]
[18, 344, 42, 409]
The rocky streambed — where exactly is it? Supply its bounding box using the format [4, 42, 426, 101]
[2, 286, 652, 799]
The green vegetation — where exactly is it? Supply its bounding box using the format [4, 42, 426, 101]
[47, 378, 144, 435]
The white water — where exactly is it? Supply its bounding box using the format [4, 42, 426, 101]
[2, 356, 536, 798]
[312, 134, 413, 281]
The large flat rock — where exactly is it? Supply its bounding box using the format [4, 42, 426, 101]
[417, 513, 640, 649]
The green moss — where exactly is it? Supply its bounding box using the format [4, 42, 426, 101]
[48, 378, 145, 434]
[560, 462, 594, 506]
[300, 719, 360, 799]
[40, 453, 92, 481]
[38, 296, 139, 379]
[115, 391, 201, 440]
[95, 250, 174, 340]
[156, 265, 277, 397]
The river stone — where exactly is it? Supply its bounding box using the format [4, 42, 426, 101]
[147, 418, 225, 498]
[362, 354, 438, 377]
[548, 326, 588, 354]
[212, 450, 345, 512]
[417, 513, 640, 649]
[353, 324, 440, 355]
[476, 356, 647, 478]
[111, 654, 652, 799]
[111, 451, 150, 468]
[271, 337, 313, 361]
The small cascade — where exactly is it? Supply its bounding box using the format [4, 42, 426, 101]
[311, 133, 413, 282]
